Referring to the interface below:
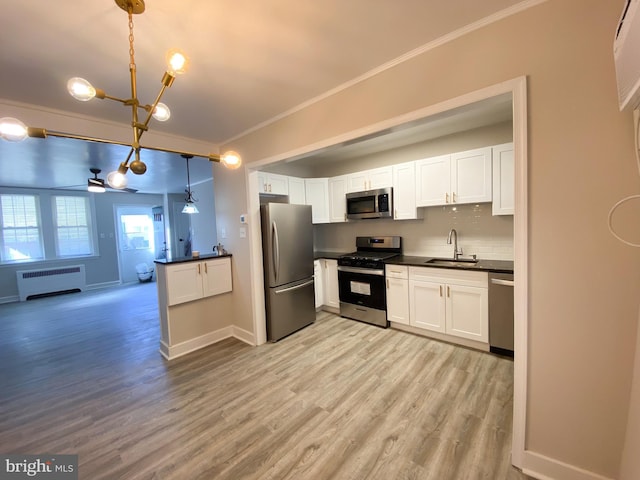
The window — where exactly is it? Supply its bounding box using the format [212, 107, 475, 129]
[120, 214, 154, 251]
[53, 196, 94, 257]
[0, 194, 44, 262]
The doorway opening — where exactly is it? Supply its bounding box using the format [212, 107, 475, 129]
[115, 205, 157, 284]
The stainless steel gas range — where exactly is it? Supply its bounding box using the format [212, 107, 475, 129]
[337, 236, 402, 327]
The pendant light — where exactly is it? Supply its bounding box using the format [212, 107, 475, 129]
[182, 154, 198, 214]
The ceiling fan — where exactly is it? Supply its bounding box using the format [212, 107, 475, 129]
[87, 168, 138, 193]
[54, 168, 138, 193]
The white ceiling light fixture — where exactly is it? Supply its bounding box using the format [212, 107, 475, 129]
[181, 154, 199, 214]
[0, 0, 241, 188]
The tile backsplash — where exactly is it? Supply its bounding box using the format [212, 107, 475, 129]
[314, 203, 513, 260]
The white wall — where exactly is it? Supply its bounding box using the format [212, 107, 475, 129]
[217, 1, 640, 478]
[189, 178, 218, 254]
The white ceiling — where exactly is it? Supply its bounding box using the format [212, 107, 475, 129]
[0, 0, 525, 193]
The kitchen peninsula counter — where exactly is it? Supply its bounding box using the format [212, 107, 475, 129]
[154, 252, 232, 265]
[155, 254, 233, 360]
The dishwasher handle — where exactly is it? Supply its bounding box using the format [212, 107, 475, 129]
[491, 278, 514, 287]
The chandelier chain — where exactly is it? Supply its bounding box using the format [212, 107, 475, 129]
[128, 10, 136, 69]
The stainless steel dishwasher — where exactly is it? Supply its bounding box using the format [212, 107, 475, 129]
[488, 273, 514, 356]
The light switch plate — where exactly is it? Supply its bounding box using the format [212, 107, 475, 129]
[240, 227, 247, 238]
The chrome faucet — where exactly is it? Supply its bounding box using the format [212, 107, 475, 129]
[447, 228, 463, 260]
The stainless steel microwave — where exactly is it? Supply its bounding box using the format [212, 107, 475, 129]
[346, 187, 393, 220]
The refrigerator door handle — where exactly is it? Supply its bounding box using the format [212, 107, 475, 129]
[275, 278, 314, 294]
[272, 221, 280, 282]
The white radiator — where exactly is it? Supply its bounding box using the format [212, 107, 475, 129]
[16, 265, 86, 301]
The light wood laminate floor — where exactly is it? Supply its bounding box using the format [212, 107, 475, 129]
[0, 283, 529, 479]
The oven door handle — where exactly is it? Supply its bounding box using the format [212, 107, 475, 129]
[337, 266, 385, 276]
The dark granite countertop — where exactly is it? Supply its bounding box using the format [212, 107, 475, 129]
[154, 253, 232, 265]
[385, 255, 513, 274]
[314, 251, 350, 260]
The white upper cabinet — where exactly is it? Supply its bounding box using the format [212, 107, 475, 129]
[415, 154, 451, 207]
[305, 178, 330, 224]
[492, 143, 514, 215]
[288, 176, 306, 205]
[451, 147, 492, 204]
[415, 147, 492, 207]
[328, 175, 348, 223]
[347, 166, 393, 193]
[393, 161, 421, 220]
[258, 172, 289, 195]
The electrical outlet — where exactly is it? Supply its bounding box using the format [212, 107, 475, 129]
[220, 228, 227, 239]
[239, 227, 246, 238]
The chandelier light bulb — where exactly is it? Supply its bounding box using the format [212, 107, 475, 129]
[166, 49, 190, 75]
[0, 117, 29, 142]
[220, 150, 242, 170]
[107, 170, 128, 189]
[152, 102, 171, 122]
[67, 77, 97, 101]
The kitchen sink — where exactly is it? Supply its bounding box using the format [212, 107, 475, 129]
[425, 258, 479, 267]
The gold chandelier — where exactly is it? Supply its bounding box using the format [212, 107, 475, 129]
[0, 0, 241, 188]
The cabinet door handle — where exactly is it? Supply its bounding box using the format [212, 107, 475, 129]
[447, 286, 450, 297]
[198, 263, 201, 274]
[386, 279, 389, 289]
[204, 263, 208, 273]
[439, 285, 443, 297]
[452, 192, 457, 203]
[445, 193, 449, 203]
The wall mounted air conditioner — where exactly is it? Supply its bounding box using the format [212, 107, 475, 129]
[615, 0, 640, 111]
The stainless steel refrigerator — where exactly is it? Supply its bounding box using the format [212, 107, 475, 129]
[260, 202, 315, 341]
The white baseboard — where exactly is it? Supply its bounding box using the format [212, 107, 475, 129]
[160, 325, 256, 360]
[85, 281, 122, 291]
[0, 295, 19, 304]
[232, 325, 256, 346]
[390, 321, 490, 352]
[522, 451, 614, 480]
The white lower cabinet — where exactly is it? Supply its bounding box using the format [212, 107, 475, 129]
[408, 266, 488, 343]
[385, 265, 409, 325]
[314, 260, 324, 308]
[323, 259, 339, 309]
[315, 258, 339, 310]
[165, 257, 232, 306]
